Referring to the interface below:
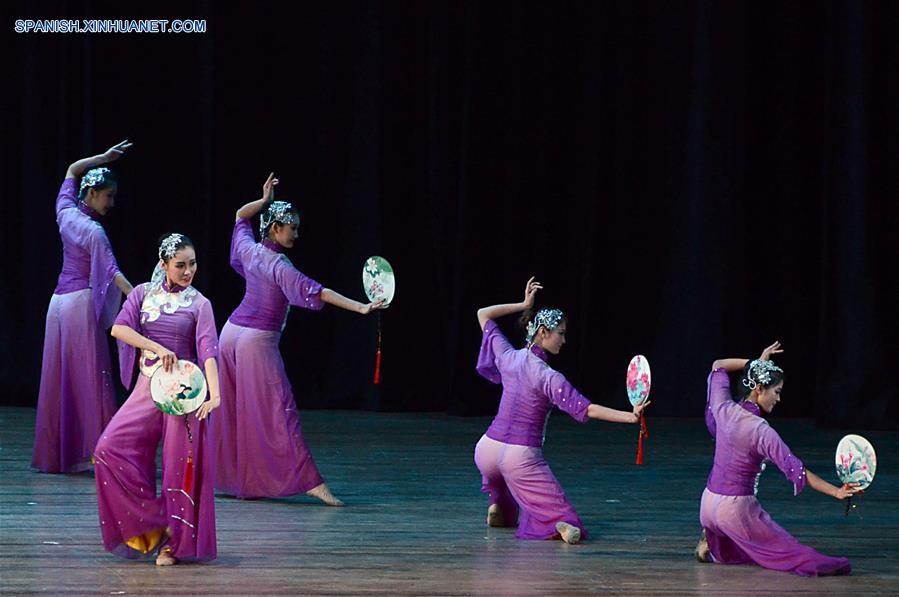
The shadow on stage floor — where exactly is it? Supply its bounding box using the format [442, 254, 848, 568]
[1, 407, 897, 594]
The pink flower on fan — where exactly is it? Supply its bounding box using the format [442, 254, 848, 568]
[627, 363, 638, 388]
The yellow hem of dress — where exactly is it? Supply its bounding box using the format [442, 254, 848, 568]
[124, 527, 167, 554]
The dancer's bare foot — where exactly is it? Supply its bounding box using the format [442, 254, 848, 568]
[555, 521, 581, 545]
[487, 504, 505, 527]
[306, 483, 344, 507]
[695, 529, 710, 563]
[155, 546, 177, 566]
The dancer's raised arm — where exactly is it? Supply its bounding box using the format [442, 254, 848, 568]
[477, 277, 542, 330]
[64, 139, 132, 179]
[236, 172, 278, 221]
[712, 341, 783, 372]
[34, 140, 133, 473]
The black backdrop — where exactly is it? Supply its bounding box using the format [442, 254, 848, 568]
[2, 1, 896, 429]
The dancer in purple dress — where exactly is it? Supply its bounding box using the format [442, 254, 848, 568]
[474, 277, 650, 544]
[213, 173, 384, 505]
[95, 233, 221, 566]
[33, 140, 135, 473]
[695, 341, 858, 576]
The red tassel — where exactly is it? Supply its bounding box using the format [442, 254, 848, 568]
[183, 456, 194, 494]
[373, 349, 382, 384]
[636, 415, 648, 465]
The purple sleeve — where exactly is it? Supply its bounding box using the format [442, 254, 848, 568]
[55, 178, 78, 217]
[194, 297, 220, 364]
[705, 369, 731, 437]
[113, 284, 146, 389]
[543, 371, 591, 423]
[475, 319, 515, 384]
[758, 424, 807, 496]
[274, 260, 324, 311]
[229, 218, 255, 278]
[88, 226, 122, 329]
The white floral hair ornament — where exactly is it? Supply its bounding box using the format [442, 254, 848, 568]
[260, 201, 299, 237]
[80, 167, 112, 193]
[743, 359, 784, 390]
[526, 308, 565, 345]
[158, 233, 184, 261]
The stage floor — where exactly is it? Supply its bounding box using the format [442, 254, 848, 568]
[1, 406, 897, 595]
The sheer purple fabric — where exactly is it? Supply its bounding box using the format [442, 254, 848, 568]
[227, 218, 323, 332]
[95, 282, 219, 561]
[474, 319, 590, 540]
[701, 368, 850, 576]
[213, 322, 324, 497]
[212, 218, 327, 498]
[32, 178, 121, 473]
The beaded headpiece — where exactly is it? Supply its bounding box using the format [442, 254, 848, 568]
[260, 201, 299, 237]
[79, 167, 112, 193]
[526, 308, 565, 345]
[743, 359, 784, 390]
[158, 233, 184, 261]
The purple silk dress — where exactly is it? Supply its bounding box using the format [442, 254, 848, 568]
[700, 368, 851, 576]
[94, 281, 219, 561]
[474, 319, 592, 540]
[211, 218, 326, 498]
[32, 178, 121, 473]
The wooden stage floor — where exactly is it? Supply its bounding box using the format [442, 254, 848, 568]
[1, 407, 897, 595]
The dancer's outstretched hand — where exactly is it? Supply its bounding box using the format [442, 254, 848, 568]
[196, 394, 220, 420]
[759, 340, 783, 361]
[101, 139, 133, 163]
[834, 483, 861, 500]
[632, 398, 651, 422]
[360, 299, 387, 314]
[523, 276, 542, 308]
[261, 172, 279, 202]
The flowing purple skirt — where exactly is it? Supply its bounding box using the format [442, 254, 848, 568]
[212, 321, 324, 498]
[32, 290, 117, 473]
[94, 376, 216, 561]
[475, 434, 587, 540]
[700, 488, 850, 576]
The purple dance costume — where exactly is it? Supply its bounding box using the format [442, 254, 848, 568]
[212, 218, 326, 498]
[474, 319, 592, 540]
[94, 281, 219, 561]
[701, 368, 851, 576]
[32, 179, 121, 473]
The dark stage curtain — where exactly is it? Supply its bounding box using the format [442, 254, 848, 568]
[2, 1, 896, 429]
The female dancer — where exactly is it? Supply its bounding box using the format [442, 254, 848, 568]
[33, 140, 134, 473]
[213, 174, 384, 505]
[474, 277, 649, 544]
[95, 233, 220, 566]
[696, 341, 857, 575]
